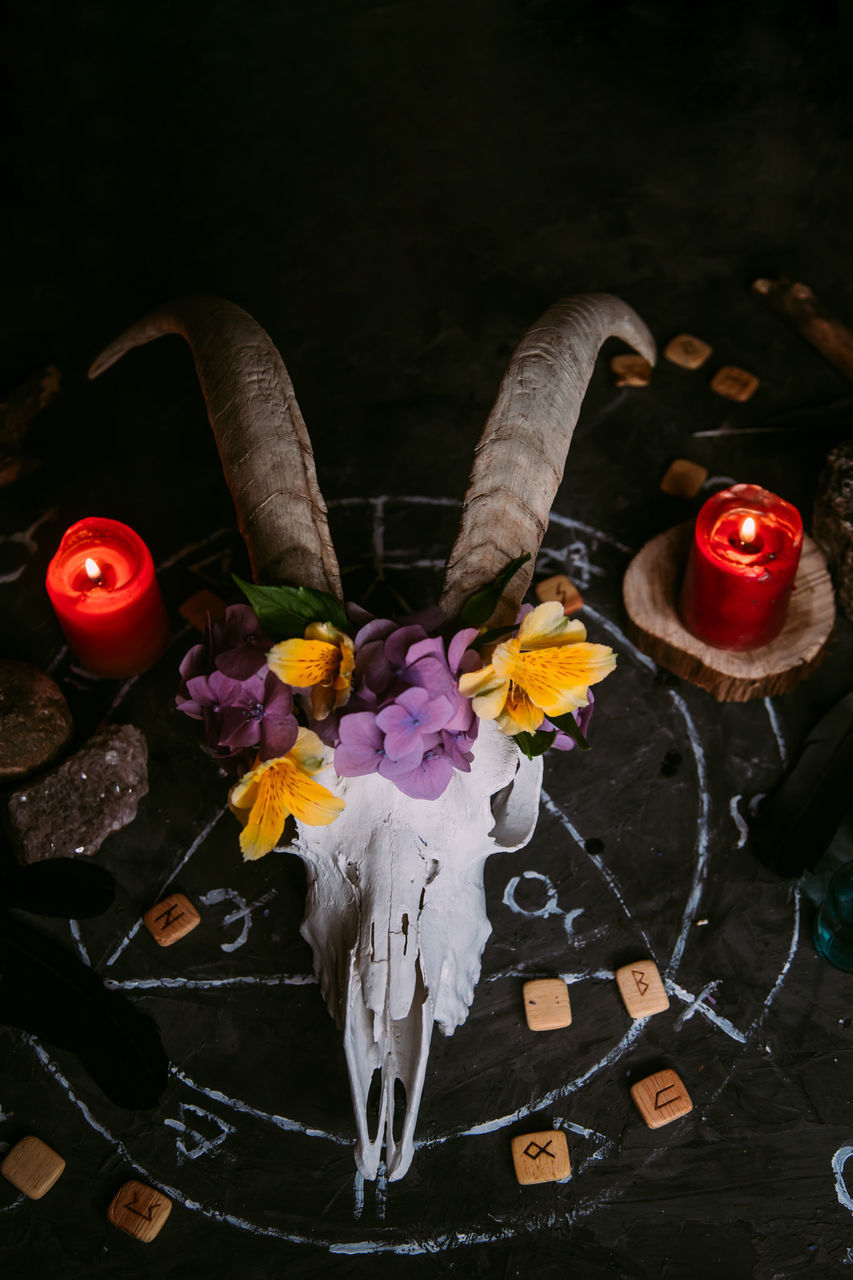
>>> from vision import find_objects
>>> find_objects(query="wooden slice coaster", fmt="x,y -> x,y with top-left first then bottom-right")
622,523 -> 835,702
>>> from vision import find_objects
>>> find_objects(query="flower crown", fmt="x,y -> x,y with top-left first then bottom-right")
177,557 -> 616,860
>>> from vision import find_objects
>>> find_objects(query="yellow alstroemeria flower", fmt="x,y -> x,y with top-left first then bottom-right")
458,600 -> 616,736
267,621 -> 355,720
229,728 -> 345,860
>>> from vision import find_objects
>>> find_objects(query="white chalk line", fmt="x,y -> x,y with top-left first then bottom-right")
51,513 -> 801,1248
24,1035 -> 624,1256
834,1145 -> 853,1213
105,974 -> 318,992
763,697 -> 789,770
540,790 -> 654,956
729,795 -> 750,849
704,888 -> 802,1114
664,690 -> 711,979
416,1020 -> 647,1147
169,1066 -> 350,1145
328,495 -> 636,557
68,919 -> 91,967
102,806 -> 228,969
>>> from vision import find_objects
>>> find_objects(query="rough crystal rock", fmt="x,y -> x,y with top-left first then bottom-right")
7,724 -> 148,864
0,659 -> 73,781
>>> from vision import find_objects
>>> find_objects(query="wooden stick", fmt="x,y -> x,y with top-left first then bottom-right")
752,277 -> 853,384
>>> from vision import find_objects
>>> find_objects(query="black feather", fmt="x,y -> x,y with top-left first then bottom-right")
0,857 -> 116,918
0,909 -> 168,1109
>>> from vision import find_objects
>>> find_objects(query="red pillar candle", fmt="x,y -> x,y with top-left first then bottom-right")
678,484 -> 803,651
46,517 -> 169,677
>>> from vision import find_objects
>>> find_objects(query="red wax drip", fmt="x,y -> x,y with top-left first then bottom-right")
45,517 -> 169,677
678,484 -> 803,651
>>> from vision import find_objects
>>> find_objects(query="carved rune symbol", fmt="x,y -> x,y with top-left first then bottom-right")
523,1139 -> 555,1161
155,903 -> 185,929
654,1082 -> 681,1110
124,1192 -> 159,1221
632,969 -> 649,996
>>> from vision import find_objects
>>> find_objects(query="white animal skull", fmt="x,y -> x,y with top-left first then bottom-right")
296,718 -> 542,1180
90,290 -> 655,1181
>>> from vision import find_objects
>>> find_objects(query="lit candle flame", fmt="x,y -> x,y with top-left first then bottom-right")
739,516 -> 757,545
85,557 -> 102,582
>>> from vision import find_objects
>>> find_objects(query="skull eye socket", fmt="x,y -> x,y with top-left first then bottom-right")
488,756 -> 542,850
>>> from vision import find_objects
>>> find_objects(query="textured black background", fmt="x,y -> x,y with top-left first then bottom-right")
2,2 -> 853,1277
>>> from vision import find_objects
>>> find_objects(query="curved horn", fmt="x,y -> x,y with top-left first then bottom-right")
88,297 -> 342,595
440,293 -> 655,623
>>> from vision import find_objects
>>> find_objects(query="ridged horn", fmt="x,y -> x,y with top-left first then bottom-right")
88,297 -> 342,595
440,293 -> 656,623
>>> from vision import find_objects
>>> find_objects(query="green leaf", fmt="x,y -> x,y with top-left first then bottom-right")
471,624 -> 516,651
515,729 -> 557,759
232,575 -> 349,639
548,710 -> 591,751
458,553 -> 531,629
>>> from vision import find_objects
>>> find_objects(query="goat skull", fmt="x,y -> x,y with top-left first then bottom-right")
89,291 -> 655,1180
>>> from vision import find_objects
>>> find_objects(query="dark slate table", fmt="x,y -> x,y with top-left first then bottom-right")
1,4 -> 852,1276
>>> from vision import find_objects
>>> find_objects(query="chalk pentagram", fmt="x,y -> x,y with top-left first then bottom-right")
14,497 -> 800,1255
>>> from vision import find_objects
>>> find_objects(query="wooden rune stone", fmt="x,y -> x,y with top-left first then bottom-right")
622,523 -> 836,702
0,1135 -> 65,1199
663,334 -> 712,369
511,1130 -> 571,1185
0,659 -> 73,781
523,978 -> 572,1030
631,1068 -> 693,1129
660,459 -> 708,499
108,1180 -> 172,1242
710,365 -> 759,402
615,959 -> 670,1019
534,574 -> 583,615
610,353 -> 653,386
143,892 -> 201,946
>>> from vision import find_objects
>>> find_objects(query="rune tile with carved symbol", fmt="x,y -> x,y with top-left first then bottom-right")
143,892 -> 201,947
108,1179 -> 173,1242
615,959 -> 670,1019
511,1130 -> 571,1185
631,1068 -> 693,1130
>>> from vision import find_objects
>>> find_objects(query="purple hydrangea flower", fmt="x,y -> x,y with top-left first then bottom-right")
375,686 -> 453,758
335,711 -> 423,781
331,619 -> 482,800
176,603 -> 296,770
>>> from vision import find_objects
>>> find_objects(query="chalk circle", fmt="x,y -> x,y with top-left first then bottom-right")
41,500 -> 799,1256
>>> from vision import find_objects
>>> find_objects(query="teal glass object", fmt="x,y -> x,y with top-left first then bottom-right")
814,861 -> 853,973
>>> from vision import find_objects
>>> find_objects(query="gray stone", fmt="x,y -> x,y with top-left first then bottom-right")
0,659 -> 74,781
7,723 -> 149,864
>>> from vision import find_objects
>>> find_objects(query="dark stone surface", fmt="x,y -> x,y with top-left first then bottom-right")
7,724 -> 148,864
1,2 -> 853,1277
0,658 -> 73,781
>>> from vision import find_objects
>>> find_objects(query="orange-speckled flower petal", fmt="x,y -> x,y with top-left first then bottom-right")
515,642 -> 616,715
267,638 -> 340,688
496,684 -> 544,735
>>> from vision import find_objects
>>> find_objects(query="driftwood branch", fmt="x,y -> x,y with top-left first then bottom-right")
752,277 -> 853,385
